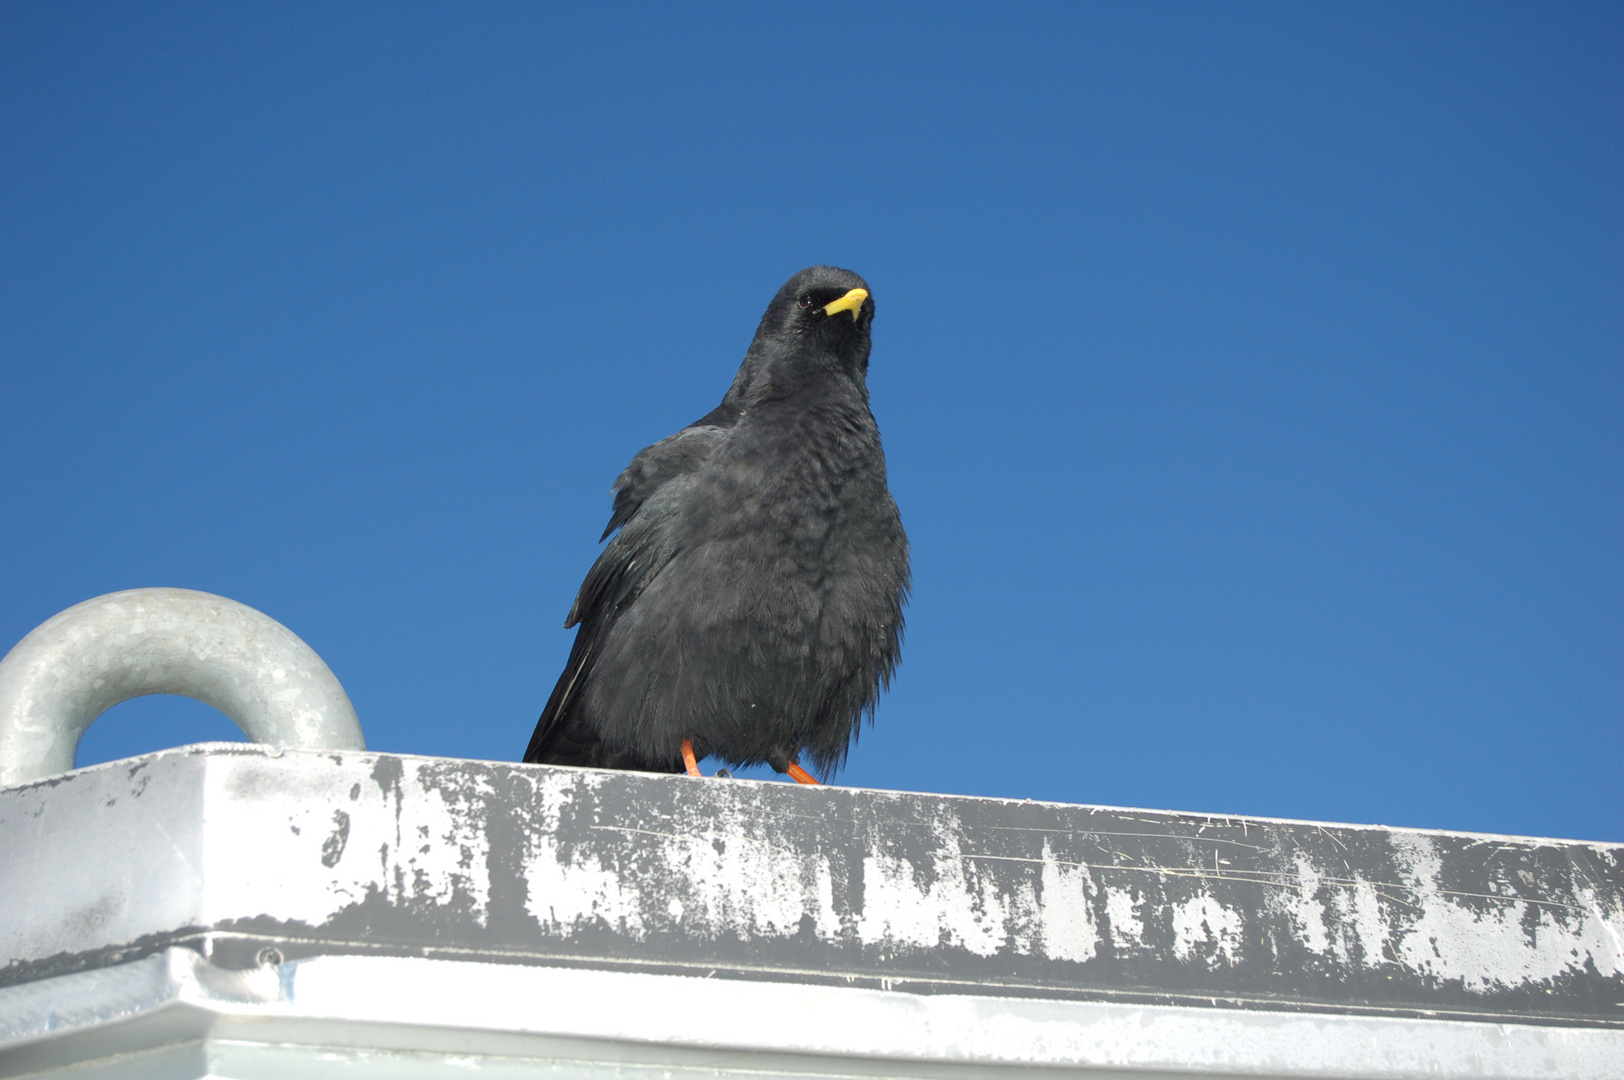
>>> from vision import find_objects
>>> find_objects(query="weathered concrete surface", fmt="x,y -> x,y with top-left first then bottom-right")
2,743 -> 1620,1029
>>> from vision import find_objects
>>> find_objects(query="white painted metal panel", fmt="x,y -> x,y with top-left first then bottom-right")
3,949 -> 1622,1079
2,745 -> 1620,1078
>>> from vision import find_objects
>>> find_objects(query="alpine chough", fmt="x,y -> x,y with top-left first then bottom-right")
524,266 -> 909,783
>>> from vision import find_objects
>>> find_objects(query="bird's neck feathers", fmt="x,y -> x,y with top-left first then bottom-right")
725,338 -> 871,411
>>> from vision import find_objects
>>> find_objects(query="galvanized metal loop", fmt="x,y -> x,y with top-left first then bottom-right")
0,588 -> 364,786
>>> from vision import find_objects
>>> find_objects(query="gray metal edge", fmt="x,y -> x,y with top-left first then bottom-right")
2,743 -> 1621,1030
2,948 -> 1623,1080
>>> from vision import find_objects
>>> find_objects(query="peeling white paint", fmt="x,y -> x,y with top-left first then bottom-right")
523,790 -> 1099,960
203,756 -> 493,929
520,772 -> 853,942
1341,877 -> 1389,969
1284,853 -> 1336,959
1386,834 -> 1624,991
525,830 -> 649,937
1000,877 -> 1043,957
858,846 -> 1010,957
1037,841 -> 1097,964
672,829 -> 824,938
1105,889 -> 1145,952
521,773 -> 648,937
1170,893 -> 1244,965
402,762 -> 494,924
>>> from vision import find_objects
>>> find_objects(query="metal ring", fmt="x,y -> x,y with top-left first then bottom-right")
0,588 -> 364,787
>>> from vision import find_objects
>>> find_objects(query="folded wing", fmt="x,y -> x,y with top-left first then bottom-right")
525,412 -> 737,765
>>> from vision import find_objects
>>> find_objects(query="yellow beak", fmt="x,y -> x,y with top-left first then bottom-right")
823,288 -> 869,321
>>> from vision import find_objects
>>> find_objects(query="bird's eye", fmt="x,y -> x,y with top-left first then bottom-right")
797,295 -> 814,309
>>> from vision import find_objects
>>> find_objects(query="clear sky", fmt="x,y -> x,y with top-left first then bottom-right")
2,3 -> 1618,842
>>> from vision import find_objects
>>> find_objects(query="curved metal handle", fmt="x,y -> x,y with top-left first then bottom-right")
0,588 -> 365,787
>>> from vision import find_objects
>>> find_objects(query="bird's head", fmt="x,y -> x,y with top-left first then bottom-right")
733,266 -> 875,401
772,265 -> 873,338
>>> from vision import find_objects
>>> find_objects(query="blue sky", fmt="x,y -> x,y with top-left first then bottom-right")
2,3 -> 1618,841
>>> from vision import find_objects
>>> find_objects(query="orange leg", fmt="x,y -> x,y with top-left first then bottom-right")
680,739 -> 702,777
784,761 -> 821,785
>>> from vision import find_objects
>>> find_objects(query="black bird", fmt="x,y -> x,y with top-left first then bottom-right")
525,266 -> 909,783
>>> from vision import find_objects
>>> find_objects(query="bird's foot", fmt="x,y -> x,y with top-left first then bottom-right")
784,760 -> 821,785
768,750 -> 822,785
680,739 -> 702,777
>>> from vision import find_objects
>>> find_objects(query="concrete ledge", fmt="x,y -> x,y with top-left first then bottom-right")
1,744 -> 1621,1076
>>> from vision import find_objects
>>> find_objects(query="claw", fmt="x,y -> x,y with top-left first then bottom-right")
785,760 -> 820,785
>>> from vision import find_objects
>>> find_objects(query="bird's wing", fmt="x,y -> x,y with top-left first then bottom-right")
567,506 -> 681,632
599,407 -> 738,541
525,510 -> 679,762
527,411 -> 736,764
